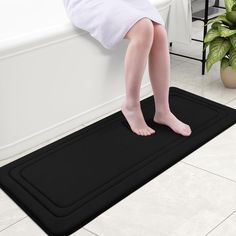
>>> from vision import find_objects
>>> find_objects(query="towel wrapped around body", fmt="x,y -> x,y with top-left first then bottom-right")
63,0 -> 165,50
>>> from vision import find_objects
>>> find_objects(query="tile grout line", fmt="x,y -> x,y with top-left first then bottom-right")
205,210 -> 236,236
83,227 -> 100,236
0,216 -> 28,233
225,97 -> 236,105
0,214 -> 100,236
180,161 -> 236,184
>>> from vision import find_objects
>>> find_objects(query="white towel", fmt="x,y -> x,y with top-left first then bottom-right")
63,0 -> 165,50
166,0 -> 192,44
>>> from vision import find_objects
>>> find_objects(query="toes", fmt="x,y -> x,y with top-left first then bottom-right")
140,129 -> 146,136
149,127 -> 156,134
136,129 -> 142,136
138,129 -> 144,136
141,129 -> 148,136
185,125 -> 192,135
143,129 -> 148,136
145,129 -> 150,136
132,127 -> 157,136
183,126 -> 192,136
187,128 -> 192,135
146,128 -> 154,136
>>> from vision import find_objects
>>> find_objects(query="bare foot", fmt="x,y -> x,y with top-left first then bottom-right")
121,101 -> 155,136
153,110 -> 192,136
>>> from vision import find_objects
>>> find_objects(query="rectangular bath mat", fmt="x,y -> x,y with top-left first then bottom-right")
0,86 -> 236,236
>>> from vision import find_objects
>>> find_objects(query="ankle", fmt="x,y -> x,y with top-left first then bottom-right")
155,107 -> 171,116
123,99 -> 140,110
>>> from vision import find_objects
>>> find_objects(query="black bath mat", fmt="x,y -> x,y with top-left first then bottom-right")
0,86 -> 236,236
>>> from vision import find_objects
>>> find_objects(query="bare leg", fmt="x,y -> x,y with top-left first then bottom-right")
121,18 -> 155,136
148,22 -> 192,136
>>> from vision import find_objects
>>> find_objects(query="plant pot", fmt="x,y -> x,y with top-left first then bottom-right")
220,66 -> 236,89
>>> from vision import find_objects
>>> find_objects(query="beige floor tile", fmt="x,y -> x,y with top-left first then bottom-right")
206,211 -> 236,236
0,190 -> 26,232
84,162 -> 236,236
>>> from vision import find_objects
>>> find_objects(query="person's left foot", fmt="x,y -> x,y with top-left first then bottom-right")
153,110 -> 192,136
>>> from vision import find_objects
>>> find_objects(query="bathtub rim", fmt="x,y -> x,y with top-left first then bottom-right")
0,2 -> 172,60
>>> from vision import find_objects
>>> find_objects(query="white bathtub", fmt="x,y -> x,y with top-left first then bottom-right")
0,0 -> 172,160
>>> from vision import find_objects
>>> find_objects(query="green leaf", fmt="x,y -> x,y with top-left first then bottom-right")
206,37 -> 231,72
232,3 -> 236,11
229,48 -> 236,71
224,0 -> 236,12
206,14 -> 225,25
221,57 -> 230,69
206,14 -> 234,27
218,25 -> 236,37
230,34 -> 236,49
211,22 -> 223,29
226,11 -> 236,24
206,59 -> 214,72
204,28 -> 221,42
203,42 -> 210,52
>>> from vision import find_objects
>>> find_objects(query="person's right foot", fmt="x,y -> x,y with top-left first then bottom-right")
121,101 -> 155,136
153,110 -> 192,136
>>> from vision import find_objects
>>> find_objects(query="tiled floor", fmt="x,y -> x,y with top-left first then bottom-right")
1,21 -> 236,236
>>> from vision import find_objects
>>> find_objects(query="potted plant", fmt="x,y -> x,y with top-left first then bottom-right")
203,0 -> 236,88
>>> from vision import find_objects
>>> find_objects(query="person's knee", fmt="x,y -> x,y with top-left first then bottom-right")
128,18 -> 154,48
153,24 -> 167,41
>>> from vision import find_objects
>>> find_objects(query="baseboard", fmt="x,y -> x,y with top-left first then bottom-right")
0,83 -> 153,161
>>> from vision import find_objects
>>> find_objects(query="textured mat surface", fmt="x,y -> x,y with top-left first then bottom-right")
0,86 -> 236,236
